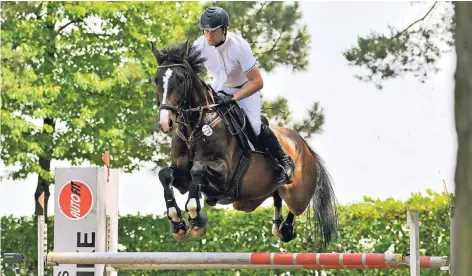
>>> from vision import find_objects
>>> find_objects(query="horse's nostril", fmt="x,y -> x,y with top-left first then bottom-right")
169,120 -> 173,129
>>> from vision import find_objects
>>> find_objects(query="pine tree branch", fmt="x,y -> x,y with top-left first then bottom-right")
263,7 -> 297,56
242,1 -> 269,43
254,1 -> 268,18
392,1 -> 438,39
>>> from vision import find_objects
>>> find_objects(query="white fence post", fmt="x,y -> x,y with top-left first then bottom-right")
407,209 -> 420,276
37,191 -> 46,276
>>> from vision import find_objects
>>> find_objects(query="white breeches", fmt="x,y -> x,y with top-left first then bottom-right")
221,86 -> 262,136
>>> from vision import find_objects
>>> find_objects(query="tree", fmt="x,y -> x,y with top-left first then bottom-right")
262,97 -> 324,138
340,1 -> 472,272
451,2 -> 472,274
1,1 -> 202,219
342,1 -> 455,89
1,1 -> 323,219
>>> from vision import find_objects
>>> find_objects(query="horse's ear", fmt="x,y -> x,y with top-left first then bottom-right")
178,39 -> 189,59
151,41 -> 163,64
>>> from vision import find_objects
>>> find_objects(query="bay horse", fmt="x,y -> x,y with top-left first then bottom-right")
151,40 -> 338,248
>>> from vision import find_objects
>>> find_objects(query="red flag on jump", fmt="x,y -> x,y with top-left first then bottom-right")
102,151 -> 110,167
102,151 -> 111,181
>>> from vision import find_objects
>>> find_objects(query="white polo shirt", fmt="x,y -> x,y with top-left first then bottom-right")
193,32 -> 257,93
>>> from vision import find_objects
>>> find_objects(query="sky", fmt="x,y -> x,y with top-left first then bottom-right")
0,2 -> 457,218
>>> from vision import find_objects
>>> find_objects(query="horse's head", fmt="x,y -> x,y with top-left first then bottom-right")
151,40 -> 207,133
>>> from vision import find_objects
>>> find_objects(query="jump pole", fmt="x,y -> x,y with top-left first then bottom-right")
41,159 -> 450,275
47,252 -> 449,269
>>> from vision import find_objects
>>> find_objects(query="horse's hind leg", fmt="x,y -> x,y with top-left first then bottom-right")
272,191 -> 296,242
159,167 -> 191,241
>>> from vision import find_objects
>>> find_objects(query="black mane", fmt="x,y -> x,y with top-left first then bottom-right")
159,42 -> 207,75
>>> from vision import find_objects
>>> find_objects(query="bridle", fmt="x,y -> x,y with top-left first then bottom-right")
157,62 -> 219,114
157,63 -> 190,114
156,61 -> 247,160
156,62 -> 238,158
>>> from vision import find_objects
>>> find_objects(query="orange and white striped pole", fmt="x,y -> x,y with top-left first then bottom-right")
47,252 -> 449,269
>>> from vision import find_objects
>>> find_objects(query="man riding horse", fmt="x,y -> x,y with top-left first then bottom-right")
193,6 -> 295,185
151,6 -> 338,246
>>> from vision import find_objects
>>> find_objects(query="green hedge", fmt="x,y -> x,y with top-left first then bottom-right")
1,190 -> 451,275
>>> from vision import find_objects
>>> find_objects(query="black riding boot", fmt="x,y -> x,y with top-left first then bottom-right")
258,124 -> 296,185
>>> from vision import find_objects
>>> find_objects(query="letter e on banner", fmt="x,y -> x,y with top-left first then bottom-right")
59,180 -> 93,220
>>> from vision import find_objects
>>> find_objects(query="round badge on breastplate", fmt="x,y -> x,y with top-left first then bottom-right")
202,125 -> 213,136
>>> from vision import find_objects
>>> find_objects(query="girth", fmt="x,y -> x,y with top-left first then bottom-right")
205,103 -> 254,206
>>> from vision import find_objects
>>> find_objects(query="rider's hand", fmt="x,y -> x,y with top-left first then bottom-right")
216,94 -> 236,105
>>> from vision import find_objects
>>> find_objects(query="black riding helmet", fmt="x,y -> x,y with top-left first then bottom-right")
199,6 -> 230,31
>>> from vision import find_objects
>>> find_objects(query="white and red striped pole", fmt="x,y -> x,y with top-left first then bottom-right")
47,252 -> 449,269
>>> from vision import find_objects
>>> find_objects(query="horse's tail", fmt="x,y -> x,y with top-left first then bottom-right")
301,137 -> 339,249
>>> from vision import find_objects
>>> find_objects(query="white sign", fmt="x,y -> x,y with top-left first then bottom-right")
54,168 -> 118,276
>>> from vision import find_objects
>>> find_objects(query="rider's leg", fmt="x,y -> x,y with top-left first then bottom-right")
258,124 -> 295,184
235,91 -> 262,135
237,91 -> 295,185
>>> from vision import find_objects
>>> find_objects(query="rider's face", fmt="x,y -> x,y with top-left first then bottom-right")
203,28 -> 224,46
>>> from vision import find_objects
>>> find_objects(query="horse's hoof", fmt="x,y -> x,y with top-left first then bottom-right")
174,228 -> 191,241
189,213 -> 208,238
191,224 -> 208,238
171,218 -> 190,241
279,221 -> 297,243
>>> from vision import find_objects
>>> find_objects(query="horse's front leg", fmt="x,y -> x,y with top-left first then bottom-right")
159,167 -> 191,241
185,161 -> 210,238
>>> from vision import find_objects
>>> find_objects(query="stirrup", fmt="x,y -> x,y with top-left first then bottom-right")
280,157 -> 295,185
275,164 -> 294,185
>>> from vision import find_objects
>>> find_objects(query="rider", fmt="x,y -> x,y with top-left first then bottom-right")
192,6 -> 295,185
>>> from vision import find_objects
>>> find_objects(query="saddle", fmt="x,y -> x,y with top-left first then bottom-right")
204,91 -> 277,206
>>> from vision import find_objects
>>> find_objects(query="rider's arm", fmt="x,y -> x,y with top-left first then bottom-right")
232,40 -> 263,102
233,66 -> 263,101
